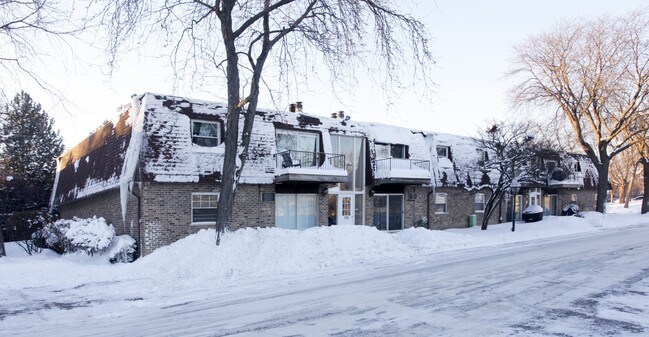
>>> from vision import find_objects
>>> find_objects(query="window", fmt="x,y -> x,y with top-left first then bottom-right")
475,193 -> 485,212
545,160 -> 557,172
435,193 -> 448,214
276,130 -> 319,153
529,188 -> 541,206
261,192 -> 275,202
373,194 -> 404,231
476,149 -> 488,163
544,194 -> 558,215
275,194 -> 318,230
191,120 -> 220,147
375,143 -> 406,159
574,162 -> 582,172
191,193 -> 219,224
437,146 -> 450,158
331,134 -> 365,192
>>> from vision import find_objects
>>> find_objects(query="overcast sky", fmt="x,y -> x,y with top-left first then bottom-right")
11,0 -> 649,149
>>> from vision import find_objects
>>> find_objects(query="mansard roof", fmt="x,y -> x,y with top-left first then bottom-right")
51,92 -> 598,208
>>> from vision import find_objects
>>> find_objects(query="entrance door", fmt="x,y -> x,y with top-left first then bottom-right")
337,193 -> 355,225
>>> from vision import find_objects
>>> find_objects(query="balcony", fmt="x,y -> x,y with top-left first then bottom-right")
548,170 -> 583,188
274,150 -> 348,183
373,158 -> 431,185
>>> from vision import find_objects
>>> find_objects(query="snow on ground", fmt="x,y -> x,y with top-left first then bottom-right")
1,201 -> 647,292
0,201 -> 648,336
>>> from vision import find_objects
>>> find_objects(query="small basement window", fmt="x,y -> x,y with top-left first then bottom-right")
192,120 -> 221,147
191,193 -> 219,224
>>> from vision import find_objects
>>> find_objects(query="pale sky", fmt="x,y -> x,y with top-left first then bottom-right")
10,0 -> 649,149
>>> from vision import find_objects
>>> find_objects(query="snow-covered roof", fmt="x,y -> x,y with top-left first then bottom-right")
51,92 -> 598,211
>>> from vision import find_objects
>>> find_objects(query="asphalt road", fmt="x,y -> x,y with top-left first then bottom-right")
2,225 -> 648,336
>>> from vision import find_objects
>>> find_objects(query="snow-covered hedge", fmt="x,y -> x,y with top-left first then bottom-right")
64,217 -> 116,255
106,235 -> 137,263
33,216 -> 136,261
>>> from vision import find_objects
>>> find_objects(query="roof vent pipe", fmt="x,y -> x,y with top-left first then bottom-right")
289,103 -> 296,112
338,111 -> 345,119
331,112 -> 338,119
296,101 -> 303,112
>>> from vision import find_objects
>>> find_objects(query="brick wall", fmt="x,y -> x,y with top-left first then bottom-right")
140,182 -> 276,255
56,188 -> 139,238
556,188 -> 598,213
428,187 -> 499,230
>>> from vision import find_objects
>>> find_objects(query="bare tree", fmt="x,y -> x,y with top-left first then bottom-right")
509,10 -> 649,213
610,146 -> 641,205
0,0 -> 83,99
627,113 -> 649,213
93,0 -> 433,243
473,120 -> 541,230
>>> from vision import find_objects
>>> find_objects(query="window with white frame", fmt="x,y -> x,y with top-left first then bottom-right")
435,193 -> 448,213
436,146 -> 450,158
475,193 -> 485,212
476,149 -> 488,163
191,193 -> 219,224
191,120 -> 221,147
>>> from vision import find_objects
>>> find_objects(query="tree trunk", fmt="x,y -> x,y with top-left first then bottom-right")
618,184 -> 626,204
642,159 -> 649,214
595,159 -> 610,213
0,224 -> 6,257
214,5 -> 242,245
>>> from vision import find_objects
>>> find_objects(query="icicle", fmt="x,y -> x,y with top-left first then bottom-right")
119,95 -> 145,224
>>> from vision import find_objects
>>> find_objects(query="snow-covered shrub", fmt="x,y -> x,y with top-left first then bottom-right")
415,216 -> 428,228
64,217 -> 115,256
106,235 -> 137,263
562,203 -> 580,216
34,216 -> 116,255
33,218 -> 72,254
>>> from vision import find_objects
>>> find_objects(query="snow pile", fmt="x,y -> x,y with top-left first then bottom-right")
2,202 -> 647,291
395,227 -> 480,251
136,226 -> 413,286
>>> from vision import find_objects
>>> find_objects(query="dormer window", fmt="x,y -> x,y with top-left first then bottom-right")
376,143 -> 406,159
476,149 -> 488,162
545,160 -> 557,172
191,120 -> 221,147
437,146 -> 450,158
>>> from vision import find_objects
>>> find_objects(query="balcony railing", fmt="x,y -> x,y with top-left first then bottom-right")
274,150 -> 347,183
373,158 -> 430,171
373,158 -> 431,184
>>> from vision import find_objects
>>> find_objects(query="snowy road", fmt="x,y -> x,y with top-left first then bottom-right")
3,225 -> 649,336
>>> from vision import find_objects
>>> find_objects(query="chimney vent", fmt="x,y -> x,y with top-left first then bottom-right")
296,101 -> 303,112
331,112 -> 338,119
289,103 -> 296,112
338,111 -> 345,119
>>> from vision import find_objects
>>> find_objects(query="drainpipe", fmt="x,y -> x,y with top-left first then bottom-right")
427,172 -> 437,230
257,184 -> 261,226
130,187 -> 142,258
129,165 -> 143,258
